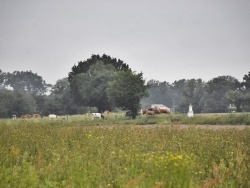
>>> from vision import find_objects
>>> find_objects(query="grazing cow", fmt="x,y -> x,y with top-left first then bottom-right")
91,113 -> 104,119
140,109 -> 147,115
148,108 -> 161,114
146,110 -> 155,115
32,114 -> 41,118
104,110 -> 110,114
48,114 -> 58,119
157,108 -> 171,114
21,114 -> 31,119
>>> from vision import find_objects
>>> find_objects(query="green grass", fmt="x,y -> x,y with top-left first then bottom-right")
2,112 -> 250,126
0,113 -> 250,187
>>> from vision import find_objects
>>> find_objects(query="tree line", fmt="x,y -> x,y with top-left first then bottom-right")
0,54 -> 249,119
142,74 -> 250,114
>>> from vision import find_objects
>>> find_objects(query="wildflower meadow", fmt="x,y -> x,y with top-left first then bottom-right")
0,113 -> 250,187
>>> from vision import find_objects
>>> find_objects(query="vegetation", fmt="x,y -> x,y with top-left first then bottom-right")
68,54 -> 130,113
107,71 -> 148,119
0,57 -> 250,118
0,114 -> 249,187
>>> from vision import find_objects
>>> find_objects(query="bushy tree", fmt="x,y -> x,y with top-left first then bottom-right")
68,55 -> 130,112
106,71 -> 148,119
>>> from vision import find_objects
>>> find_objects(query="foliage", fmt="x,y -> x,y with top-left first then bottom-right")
68,54 -> 130,111
179,79 -> 205,113
4,71 -> 50,95
46,78 -> 83,115
226,90 -> 244,112
107,71 -> 148,119
0,69 -> 7,89
51,77 -> 70,95
0,118 -> 250,187
142,80 -> 173,109
171,79 -> 186,110
0,89 -> 36,118
74,61 -> 116,112
202,76 -> 240,113
32,95 -> 48,115
242,71 -> 250,91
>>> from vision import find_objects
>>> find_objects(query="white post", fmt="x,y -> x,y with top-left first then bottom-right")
187,103 -> 194,117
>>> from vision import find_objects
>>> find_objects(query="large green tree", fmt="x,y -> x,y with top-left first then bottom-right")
106,71 -> 148,119
68,54 -> 130,112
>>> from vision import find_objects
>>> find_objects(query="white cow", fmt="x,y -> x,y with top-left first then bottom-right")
91,113 -> 104,119
48,114 -> 58,119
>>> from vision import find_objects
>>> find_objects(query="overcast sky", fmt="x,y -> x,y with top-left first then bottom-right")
0,0 -> 249,85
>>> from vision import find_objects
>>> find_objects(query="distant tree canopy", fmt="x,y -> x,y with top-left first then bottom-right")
68,54 -> 131,112
0,89 -> 36,118
0,64 -> 249,118
141,80 -> 173,109
142,75 -> 250,113
1,70 -> 50,95
203,76 -> 240,113
0,69 -> 6,89
242,71 -> 250,91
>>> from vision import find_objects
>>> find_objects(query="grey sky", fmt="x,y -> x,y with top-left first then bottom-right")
0,0 -> 249,85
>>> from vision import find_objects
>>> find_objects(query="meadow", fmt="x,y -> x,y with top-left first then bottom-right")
0,113 -> 250,187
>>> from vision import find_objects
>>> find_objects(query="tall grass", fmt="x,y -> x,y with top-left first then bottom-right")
0,119 -> 250,187
181,113 -> 250,125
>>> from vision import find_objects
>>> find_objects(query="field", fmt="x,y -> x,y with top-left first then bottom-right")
0,113 -> 250,187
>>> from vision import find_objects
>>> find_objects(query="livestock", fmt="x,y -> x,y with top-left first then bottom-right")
146,110 -> 155,115
32,114 -> 41,118
48,114 -> 58,119
141,108 -> 159,115
91,113 -> 104,119
158,108 -> 171,114
148,108 -> 161,114
104,110 -> 110,114
140,109 -> 147,115
21,114 -> 31,119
